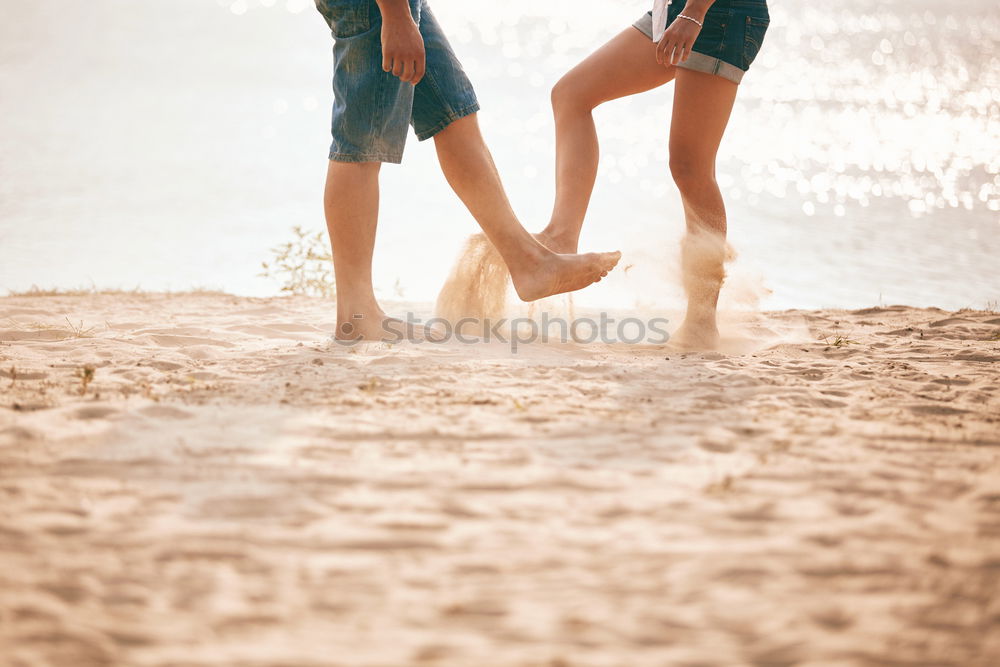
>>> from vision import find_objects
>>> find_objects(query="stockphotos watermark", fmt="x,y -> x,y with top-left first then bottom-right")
334,312 -> 671,352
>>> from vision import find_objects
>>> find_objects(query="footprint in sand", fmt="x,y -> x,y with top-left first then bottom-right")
139,405 -> 194,420
0,425 -> 39,444
928,317 -> 977,327
74,406 -> 119,420
953,351 -> 1000,362
148,360 -> 185,371
908,404 -> 970,416
929,377 -> 973,386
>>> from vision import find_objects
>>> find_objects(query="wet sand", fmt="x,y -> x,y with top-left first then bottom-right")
1,293 -> 999,665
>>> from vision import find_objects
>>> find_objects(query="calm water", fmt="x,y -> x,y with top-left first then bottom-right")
1,0 -> 998,310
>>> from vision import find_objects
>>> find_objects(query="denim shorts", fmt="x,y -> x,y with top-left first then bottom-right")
314,0 -> 480,163
634,0 -> 770,85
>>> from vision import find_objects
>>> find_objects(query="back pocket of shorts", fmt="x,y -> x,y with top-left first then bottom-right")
315,0 -> 372,39
742,16 -> 769,69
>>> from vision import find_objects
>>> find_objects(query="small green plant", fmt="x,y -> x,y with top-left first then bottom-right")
705,474 -> 735,495
260,226 -> 335,298
823,334 -> 858,348
3,317 -> 95,338
359,378 -> 378,392
64,317 -> 97,338
77,366 -> 95,395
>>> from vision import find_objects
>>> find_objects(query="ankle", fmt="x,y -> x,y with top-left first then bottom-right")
539,226 -> 579,253
511,234 -> 551,266
336,299 -> 381,322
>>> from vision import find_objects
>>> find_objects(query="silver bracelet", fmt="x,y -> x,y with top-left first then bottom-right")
677,14 -> 703,28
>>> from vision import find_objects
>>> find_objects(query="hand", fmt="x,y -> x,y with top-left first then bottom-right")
381,12 -> 425,84
656,17 -> 702,67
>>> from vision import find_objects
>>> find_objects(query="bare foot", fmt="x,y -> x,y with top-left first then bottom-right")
335,310 -> 444,344
669,317 -> 721,351
510,251 -> 621,302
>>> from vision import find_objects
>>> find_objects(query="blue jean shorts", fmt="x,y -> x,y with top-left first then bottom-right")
634,0 -> 770,84
314,0 -> 480,163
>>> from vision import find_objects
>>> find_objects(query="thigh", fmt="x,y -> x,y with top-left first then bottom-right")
556,27 -> 676,108
668,68 -> 738,167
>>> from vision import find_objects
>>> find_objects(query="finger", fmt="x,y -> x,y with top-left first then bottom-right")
401,59 -> 415,83
656,35 -> 670,65
663,40 -> 677,67
382,51 -> 391,73
413,57 -> 426,85
392,57 -> 405,78
680,43 -> 690,63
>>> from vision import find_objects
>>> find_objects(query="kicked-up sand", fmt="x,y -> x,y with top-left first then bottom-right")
1,292 -> 999,665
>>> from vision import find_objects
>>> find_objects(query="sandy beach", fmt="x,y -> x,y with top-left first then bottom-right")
1,292 -> 998,665
3,1 -> 998,664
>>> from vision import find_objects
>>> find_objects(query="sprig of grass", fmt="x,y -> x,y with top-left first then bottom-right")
77,366 -> 95,395
822,334 -> 858,348
260,226 -> 336,298
64,317 -> 97,338
3,317 -> 96,338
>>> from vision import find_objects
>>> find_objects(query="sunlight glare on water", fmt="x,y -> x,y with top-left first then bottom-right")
0,0 -> 997,309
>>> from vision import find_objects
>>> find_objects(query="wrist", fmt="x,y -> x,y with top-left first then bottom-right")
681,1 -> 712,22
375,0 -> 413,19
376,0 -> 414,22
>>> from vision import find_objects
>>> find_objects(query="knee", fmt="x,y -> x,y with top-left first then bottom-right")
327,160 -> 381,184
550,75 -> 593,117
324,160 -> 380,203
669,155 -> 714,194
328,159 -> 381,173
434,112 -> 478,143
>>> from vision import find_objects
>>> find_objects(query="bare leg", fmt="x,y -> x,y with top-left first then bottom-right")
668,69 -> 738,349
323,161 -> 436,341
433,113 -> 620,302
543,27 -> 739,349
324,161 -> 382,339
541,28 -> 675,253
